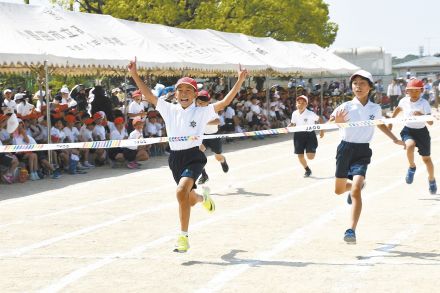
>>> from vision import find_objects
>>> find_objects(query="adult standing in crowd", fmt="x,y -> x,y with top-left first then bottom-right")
387,78 -> 402,111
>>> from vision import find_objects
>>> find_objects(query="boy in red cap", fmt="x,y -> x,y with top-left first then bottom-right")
330,70 -> 404,244
128,58 -> 247,252
389,78 -> 436,194
288,95 -> 324,177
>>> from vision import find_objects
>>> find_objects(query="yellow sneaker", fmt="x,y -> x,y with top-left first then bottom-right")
173,235 -> 189,253
202,186 -> 215,213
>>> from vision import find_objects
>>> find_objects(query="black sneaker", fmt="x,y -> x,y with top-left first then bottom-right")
221,160 -> 229,173
344,229 -> 356,244
197,173 -> 209,185
304,168 -> 312,177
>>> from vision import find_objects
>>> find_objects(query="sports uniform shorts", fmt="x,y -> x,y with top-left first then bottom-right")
335,141 -> 372,179
202,137 -> 222,154
168,146 -> 207,190
400,126 -> 431,156
293,132 -> 318,154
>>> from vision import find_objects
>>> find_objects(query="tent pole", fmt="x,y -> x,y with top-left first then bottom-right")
44,61 -> 52,165
265,73 -> 270,126
124,73 -> 128,122
320,72 -> 324,116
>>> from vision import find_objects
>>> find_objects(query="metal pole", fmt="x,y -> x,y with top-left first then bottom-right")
124,74 -> 129,122
44,61 -> 52,164
265,73 -> 270,125
320,72 -> 324,116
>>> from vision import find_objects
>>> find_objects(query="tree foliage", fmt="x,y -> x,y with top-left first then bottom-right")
54,0 -> 337,47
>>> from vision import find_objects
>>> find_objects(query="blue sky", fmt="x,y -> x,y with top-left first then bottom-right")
3,0 -> 440,58
324,0 -> 440,57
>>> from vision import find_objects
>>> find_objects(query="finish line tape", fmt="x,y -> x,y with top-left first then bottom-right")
0,115 -> 434,153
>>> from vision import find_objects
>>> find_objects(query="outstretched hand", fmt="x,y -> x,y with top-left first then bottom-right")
238,64 -> 248,81
394,139 -> 406,149
128,57 -> 138,74
334,109 -> 348,123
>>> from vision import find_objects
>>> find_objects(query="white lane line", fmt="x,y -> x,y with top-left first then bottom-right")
0,149 -> 336,257
0,139 -> 313,230
0,137 -> 296,207
194,157 -> 440,293
36,142 -> 404,293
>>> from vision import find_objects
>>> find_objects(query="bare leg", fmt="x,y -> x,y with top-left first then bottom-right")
176,177 -> 195,232
349,175 -> 365,230
334,178 -> 351,195
422,156 -> 435,181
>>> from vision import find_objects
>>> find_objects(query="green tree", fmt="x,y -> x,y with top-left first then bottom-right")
54,0 -> 337,47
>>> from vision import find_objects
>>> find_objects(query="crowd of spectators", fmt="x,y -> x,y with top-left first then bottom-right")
0,73 -> 437,184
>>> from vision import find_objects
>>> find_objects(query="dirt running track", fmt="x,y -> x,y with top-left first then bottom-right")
1,120 -> 439,293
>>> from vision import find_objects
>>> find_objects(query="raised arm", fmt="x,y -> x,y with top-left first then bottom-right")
214,65 -> 248,113
127,57 -> 158,107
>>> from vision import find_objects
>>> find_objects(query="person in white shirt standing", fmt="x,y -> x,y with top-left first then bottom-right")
288,95 -> 324,177
389,79 -> 436,194
2,89 -> 16,112
128,58 -> 247,253
330,70 -> 404,244
196,90 -> 229,185
387,78 -> 402,111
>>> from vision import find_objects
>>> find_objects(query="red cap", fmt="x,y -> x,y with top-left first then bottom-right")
0,114 -> 7,122
406,79 -> 424,89
132,117 -> 143,126
176,77 -> 198,93
114,117 -> 125,124
132,90 -> 142,98
84,118 -> 95,125
197,90 -> 211,100
64,114 -> 76,123
93,112 -> 103,120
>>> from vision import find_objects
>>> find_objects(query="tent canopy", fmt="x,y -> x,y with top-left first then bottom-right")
0,2 -> 359,76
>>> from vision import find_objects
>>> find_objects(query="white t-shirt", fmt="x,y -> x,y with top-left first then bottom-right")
250,104 -> 262,114
128,101 -> 144,115
397,96 -> 432,129
128,129 -> 143,150
13,133 -> 36,145
331,97 -> 382,143
224,107 -> 235,119
3,99 -> 17,112
51,127 -> 66,143
63,126 -> 80,143
156,99 -> 217,150
93,125 -> 106,141
290,109 -> 319,127
16,102 -> 34,116
110,128 -> 128,140
79,125 -> 93,142
205,113 -> 220,134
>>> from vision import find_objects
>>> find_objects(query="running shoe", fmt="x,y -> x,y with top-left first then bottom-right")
304,169 -> 312,178
429,179 -> 437,195
405,167 -> 416,184
344,229 -> 356,244
197,173 -> 209,185
173,235 -> 189,253
221,160 -> 229,173
202,186 -> 215,213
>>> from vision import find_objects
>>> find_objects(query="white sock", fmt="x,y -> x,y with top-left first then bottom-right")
181,231 -> 188,237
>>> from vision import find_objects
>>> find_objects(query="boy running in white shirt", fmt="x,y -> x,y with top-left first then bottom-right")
128,58 -> 247,253
330,70 -> 404,244
288,95 -> 324,177
389,79 -> 436,194
196,90 -> 229,185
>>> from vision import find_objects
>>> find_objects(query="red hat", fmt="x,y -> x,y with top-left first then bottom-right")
132,117 -> 143,126
132,90 -> 142,98
0,114 -> 7,123
197,90 -> 211,100
84,118 -> 95,125
296,95 -> 308,104
64,114 -> 76,123
176,77 -> 198,93
114,117 -> 125,124
93,112 -> 103,120
406,79 -> 424,89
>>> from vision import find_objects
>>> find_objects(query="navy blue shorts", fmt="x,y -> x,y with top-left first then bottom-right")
400,126 -> 431,156
293,132 -> 318,154
168,147 -> 207,190
335,141 -> 372,179
202,137 -> 222,154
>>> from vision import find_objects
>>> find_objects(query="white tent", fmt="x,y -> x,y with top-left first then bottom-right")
0,2 -> 358,76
